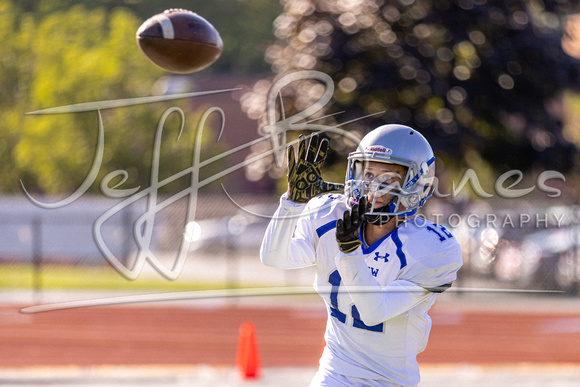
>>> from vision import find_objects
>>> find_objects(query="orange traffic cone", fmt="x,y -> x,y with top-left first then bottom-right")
235,321 -> 261,379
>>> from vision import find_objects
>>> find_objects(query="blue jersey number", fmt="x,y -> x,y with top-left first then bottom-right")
327,270 -> 384,332
426,224 -> 453,241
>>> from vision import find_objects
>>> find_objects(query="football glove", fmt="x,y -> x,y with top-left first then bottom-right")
336,196 -> 368,254
287,134 -> 344,204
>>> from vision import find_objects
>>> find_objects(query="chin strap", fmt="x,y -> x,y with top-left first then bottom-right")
363,199 -> 396,226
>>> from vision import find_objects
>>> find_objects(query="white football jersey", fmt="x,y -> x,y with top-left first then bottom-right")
260,193 -> 463,386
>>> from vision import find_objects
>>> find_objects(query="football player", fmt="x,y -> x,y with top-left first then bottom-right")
260,124 -> 463,386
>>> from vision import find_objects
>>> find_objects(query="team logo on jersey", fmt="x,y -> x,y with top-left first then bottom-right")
373,252 -> 389,262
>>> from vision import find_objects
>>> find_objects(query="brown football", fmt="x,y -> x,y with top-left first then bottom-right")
136,9 -> 223,74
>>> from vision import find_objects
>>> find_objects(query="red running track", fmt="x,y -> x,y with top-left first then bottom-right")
1,303 -> 579,367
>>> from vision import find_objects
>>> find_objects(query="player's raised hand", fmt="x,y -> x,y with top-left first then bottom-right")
336,196 -> 368,253
287,134 -> 344,204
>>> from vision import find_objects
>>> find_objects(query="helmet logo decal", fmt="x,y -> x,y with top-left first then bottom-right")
366,145 -> 393,155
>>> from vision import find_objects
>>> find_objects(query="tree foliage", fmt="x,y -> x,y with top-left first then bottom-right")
0,0 -> 283,194
17,0 -> 282,74
0,1 -> 226,195
244,0 -> 580,177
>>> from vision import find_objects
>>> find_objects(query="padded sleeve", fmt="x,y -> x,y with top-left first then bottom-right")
336,251 -> 433,326
335,238 -> 462,326
397,241 -> 463,291
260,194 -> 317,269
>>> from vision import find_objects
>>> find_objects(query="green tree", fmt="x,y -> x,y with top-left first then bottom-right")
1,1 -> 223,195
242,0 -> 580,181
15,0 -> 283,74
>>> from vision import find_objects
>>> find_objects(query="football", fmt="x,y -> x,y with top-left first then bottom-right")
136,9 -> 223,74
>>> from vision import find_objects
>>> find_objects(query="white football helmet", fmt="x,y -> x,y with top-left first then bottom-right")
345,124 -> 435,225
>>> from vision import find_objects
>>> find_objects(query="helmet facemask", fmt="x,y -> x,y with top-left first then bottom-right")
346,157 -> 434,225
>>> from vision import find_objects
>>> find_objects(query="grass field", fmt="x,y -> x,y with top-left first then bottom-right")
0,264 -> 226,292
